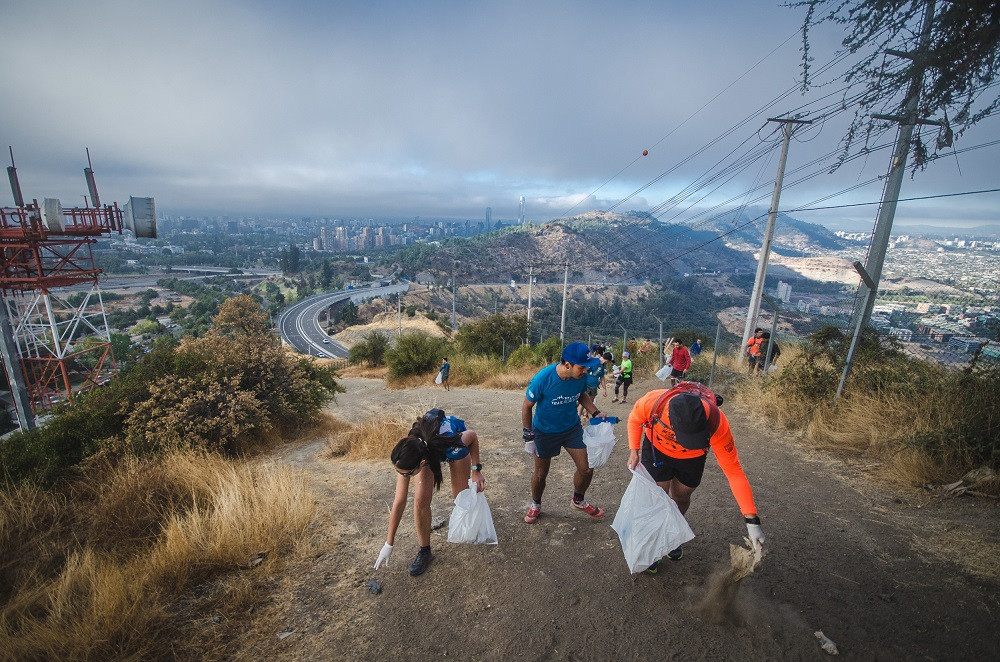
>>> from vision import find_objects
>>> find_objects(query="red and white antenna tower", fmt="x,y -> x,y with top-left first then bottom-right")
0,148 -> 156,430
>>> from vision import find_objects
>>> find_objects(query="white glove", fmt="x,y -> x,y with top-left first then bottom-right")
373,542 -> 393,569
524,441 -> 537,456
746,521 -> 765,548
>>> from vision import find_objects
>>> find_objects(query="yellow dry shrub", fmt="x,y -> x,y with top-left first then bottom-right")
0,452 -> 314,661
125,375 -> 269,454
327,412 -> 419,460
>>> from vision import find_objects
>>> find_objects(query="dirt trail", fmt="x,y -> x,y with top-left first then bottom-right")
243,375 -> 1000,661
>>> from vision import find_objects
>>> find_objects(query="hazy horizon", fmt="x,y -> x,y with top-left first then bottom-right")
3,1 -> 998,229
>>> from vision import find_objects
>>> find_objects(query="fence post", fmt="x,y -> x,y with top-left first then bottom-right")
708,322 -> 721,389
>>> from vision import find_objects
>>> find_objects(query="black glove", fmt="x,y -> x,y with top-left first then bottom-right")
522,427 -> 535,442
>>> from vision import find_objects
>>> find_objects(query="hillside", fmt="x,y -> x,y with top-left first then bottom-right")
688,208 -> 854,255
332,311 -> 448,347
385,212 -> 755,286
238,374 -> 999,660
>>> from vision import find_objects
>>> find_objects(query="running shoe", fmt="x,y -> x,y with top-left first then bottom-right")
666,546 -> 683,561
570,498 -> 605,519
524,503 -> 541,524
408,548 -> 434,576
612,397 -> 619,402
620,399 -> 627,404
644,559 -> 661,575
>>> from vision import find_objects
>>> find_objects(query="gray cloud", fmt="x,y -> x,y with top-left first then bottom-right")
1,0 -> 997,225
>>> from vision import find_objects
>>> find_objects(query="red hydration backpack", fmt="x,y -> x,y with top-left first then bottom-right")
642,381 -> 723,449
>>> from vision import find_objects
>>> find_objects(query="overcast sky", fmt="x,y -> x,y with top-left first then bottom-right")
2,0 -> 997,228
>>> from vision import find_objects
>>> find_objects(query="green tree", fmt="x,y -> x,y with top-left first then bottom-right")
794,1 -> 1000,166
385,331 -> 448,377
320,260 -> 334,289
129,319 -> 164,336
349,330 -> 391,366
211,294 -> 270,339
456,314 -> 529,357
338,300 -> 359,326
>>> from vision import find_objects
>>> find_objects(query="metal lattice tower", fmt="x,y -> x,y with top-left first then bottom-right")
0,151 -> 156,429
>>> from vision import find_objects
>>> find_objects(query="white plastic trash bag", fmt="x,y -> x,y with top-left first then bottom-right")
611,464 -> 695,573
583,421 -> 616,468
447,480 -> 498,545
434,371 -> 443,384
655,364 -> 671,381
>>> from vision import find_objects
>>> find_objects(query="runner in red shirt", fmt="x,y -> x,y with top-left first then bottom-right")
668,339 -> 691,386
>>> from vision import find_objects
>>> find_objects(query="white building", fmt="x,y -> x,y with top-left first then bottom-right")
888,327 -> 913,342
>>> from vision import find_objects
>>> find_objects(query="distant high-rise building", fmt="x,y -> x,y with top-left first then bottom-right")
486,207 -> 492,229
776,281 -> 792,304
518,196 -> 525,224
312,237 -> 322,251
320,227 -> 328,251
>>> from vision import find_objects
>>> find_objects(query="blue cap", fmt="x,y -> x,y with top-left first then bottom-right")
562,341 -> 600,368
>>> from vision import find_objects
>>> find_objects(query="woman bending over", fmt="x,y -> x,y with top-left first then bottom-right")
374,409 -> 484,576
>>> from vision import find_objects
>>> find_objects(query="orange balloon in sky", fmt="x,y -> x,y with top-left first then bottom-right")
642,150 -> 649,156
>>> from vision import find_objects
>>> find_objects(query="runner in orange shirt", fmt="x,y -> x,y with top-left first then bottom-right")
745,328 -> 764,374
626,382 -> 765,572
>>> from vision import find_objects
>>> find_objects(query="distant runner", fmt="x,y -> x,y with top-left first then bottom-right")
612,351 -> 633,404
626,382 -> 764,573
667,339 -> 691,387
438,357 -> 451,391
745,328 -> 764,374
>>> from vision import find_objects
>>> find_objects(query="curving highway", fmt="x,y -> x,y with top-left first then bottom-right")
276,282 -> 409,358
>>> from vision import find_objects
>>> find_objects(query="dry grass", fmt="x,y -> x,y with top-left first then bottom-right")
0,452 -> 315,661
326,411 -> 419,460
731,343 -> 990,489
338,363 -> 389,379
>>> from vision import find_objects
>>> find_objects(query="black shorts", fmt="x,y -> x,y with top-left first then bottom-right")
747,355 -> 758,368
669,368 -> 686,379
640,435 -> 707,487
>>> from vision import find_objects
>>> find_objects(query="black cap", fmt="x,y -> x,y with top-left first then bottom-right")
668,393 -> 712,450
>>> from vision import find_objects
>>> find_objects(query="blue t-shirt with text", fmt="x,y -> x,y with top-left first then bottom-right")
525,363 -> 587,434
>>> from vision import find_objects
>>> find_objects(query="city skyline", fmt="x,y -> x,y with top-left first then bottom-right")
2,1 -> 998,229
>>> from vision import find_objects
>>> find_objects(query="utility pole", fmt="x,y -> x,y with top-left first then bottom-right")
740,117 -> 812,361
451,264 -> 457,332
397,294 -> 402,337
526,266 -> 534,323
852,0 -> 939,327
838,262 -> 878,398
559,263 -> 569,343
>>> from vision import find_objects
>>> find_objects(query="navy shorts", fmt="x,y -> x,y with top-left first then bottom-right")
445,443 -> 470,462
534,424 -> 585,460
640,435 -> 707,487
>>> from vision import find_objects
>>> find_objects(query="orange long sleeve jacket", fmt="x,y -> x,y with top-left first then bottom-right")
627,389 -> 758,515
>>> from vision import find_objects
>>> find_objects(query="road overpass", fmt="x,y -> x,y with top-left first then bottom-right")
276,282 -> 409,358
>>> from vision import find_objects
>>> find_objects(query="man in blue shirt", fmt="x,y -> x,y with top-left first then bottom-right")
521,342 -> 607,524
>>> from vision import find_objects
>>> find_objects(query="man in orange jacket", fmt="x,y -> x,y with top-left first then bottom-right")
626,382 -> 764,572
745,328 -> 764,374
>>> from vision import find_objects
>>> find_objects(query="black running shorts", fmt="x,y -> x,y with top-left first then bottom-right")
640,435 -> 708,487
